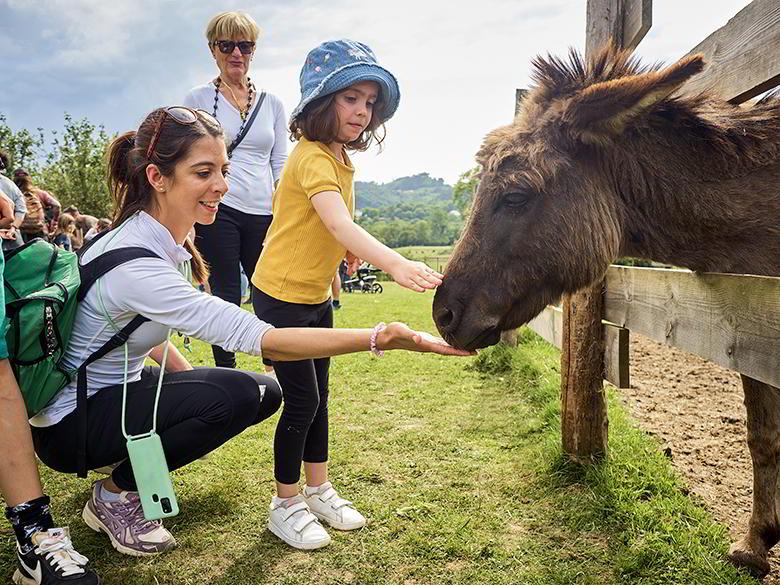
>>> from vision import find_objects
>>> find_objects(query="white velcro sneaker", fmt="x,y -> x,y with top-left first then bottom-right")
303,482 -> 366,531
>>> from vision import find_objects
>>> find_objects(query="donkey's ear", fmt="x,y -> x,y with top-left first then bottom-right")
561,54 -> 705,141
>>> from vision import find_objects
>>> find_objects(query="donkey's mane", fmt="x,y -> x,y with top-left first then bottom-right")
526,44 -> 780,174
530,44 -> 656,100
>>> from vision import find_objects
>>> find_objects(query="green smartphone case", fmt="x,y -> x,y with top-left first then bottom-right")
125,432 -> 179,520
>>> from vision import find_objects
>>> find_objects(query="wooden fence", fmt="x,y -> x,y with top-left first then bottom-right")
521,0 -> 780,462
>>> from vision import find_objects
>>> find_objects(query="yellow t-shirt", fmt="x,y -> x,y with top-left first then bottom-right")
252,137 -> 354,304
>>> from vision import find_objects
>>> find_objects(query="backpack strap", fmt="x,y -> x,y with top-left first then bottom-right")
78,247 -> 160,301
76,315 -> 148,478
74,245 -> 162,478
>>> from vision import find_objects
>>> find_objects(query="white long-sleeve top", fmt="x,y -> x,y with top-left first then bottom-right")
31,212 -> 274,427
183,83 -> 287,215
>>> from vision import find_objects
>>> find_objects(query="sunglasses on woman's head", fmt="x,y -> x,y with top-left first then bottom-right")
146,106 -> 221,159
213,40 -> 255,55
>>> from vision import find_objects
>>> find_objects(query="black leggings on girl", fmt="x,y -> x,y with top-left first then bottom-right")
252,287 -> 333,485
32,367 -> 282,491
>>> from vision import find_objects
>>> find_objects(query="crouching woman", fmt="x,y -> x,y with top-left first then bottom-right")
27,107 -> 469,557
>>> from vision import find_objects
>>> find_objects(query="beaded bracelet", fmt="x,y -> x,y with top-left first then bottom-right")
370,322 -> 387,357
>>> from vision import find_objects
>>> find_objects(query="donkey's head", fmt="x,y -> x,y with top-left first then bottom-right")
433,45 -> 704,349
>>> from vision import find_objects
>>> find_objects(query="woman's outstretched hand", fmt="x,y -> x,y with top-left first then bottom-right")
389,259 -> 443,293
377,322 -> 475,356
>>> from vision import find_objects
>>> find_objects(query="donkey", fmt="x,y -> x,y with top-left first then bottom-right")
433,44 -> 780,577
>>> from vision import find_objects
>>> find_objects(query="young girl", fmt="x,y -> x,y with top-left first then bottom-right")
52,213 -> 76,251
252,39 -> 444,550
29,106 -> 468,557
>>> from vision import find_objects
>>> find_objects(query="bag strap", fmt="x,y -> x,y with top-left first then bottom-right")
227,91 -> 266,157
78,247 -> 160,301
76,315 -> 149,478
74,245 -> 161,478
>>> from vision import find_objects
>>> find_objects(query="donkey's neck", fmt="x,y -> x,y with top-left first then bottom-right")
616,155 -> 780,277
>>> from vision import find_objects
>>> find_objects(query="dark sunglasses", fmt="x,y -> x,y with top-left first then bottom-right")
146,107 -> 220,159
213,40 -> 255,55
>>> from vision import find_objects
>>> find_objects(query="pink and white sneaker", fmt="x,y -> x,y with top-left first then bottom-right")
81,480 -> 176,556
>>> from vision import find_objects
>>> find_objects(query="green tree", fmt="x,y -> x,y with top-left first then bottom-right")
0,114 -> 45,172
452,166 -> 480,215
40,115 -> 113,217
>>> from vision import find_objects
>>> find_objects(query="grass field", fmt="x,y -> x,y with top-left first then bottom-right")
0,284 -> 758,584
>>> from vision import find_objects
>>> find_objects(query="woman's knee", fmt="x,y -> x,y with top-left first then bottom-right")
260,378 -> 283,417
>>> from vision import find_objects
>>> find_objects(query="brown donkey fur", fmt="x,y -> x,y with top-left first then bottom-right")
433,44 -> 780,577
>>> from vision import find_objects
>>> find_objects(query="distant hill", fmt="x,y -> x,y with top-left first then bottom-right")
355,172 -> 453,209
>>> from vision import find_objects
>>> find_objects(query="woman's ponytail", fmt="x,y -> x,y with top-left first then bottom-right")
107,130 -> 148,227
184,235 -> 209,285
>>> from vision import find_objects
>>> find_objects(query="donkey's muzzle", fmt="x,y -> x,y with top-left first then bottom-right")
433,282 -> 502,350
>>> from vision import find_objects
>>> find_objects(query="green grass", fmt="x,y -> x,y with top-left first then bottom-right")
0,284 -> 758,584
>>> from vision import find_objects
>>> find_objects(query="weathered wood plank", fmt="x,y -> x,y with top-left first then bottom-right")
586,0 -> 623,57
586,0 -> 652,56
604,325 -> 630,389
561,287 -> 609,461
528,305 -> 564,348
623,0 -> 652,50
528,306 -> 631,389
679,0 -> 780,103
604,266 -> 780,388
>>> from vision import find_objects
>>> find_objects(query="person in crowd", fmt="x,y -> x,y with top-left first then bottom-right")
14,173 -> 48,243
61,206 -> 97,251
183,10 -> 288,369
252,40 -> 445,550
13,168 -> 61,235
0,188 -> 101,584
28,106 -> 470,557
0,150 -> 26,251
83,218 -> 111,244
51,213 -> 76,251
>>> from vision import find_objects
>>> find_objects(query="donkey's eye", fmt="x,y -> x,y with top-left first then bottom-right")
502,192 -> 531,211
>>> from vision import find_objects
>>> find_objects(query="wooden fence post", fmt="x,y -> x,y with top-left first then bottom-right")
560,0 -> 652,462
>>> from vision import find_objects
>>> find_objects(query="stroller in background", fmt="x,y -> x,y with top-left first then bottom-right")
342,264 -> 383,294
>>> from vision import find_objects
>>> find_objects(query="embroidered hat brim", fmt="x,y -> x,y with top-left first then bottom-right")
290,61 -> 400,125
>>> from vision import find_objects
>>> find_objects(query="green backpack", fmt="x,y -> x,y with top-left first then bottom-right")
3,239 -> 80,415
3,236 -> 159,416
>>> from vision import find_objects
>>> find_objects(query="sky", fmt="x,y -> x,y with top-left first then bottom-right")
0,0 -> 752,185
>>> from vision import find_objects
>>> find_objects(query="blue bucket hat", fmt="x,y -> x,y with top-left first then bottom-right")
290,39 -> 400,124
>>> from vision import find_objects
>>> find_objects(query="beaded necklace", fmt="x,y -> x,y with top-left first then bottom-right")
212,76 -> 255,127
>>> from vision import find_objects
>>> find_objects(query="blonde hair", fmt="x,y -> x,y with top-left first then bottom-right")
205,11 -> 261,44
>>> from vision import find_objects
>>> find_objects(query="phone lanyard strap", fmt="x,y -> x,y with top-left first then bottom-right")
121,328 -> 171,440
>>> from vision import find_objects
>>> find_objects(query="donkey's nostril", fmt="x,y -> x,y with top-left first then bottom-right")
437,306 -> 455,329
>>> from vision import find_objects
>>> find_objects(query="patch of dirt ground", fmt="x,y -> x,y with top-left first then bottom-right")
622,333 -> 780,582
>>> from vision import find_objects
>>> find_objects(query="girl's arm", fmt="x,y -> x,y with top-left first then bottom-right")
149,341 -> 193,372
261,322 -> 473,362
311,191 -> 442,292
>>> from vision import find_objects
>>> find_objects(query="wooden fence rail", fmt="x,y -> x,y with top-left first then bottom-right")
528,266 -> 780,392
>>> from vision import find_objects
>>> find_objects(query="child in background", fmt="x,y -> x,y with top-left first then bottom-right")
52,213 -> 76,251
252,39 -> 442,550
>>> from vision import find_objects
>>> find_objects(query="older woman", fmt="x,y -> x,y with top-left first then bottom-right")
183,10 -> 287,368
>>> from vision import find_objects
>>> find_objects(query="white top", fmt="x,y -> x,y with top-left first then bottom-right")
31,212 -> 274,427
183,83 -> 288,215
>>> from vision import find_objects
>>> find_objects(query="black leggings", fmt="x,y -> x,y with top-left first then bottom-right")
32,367 -> 282,491
252,287 -> 333,485
195,204 -> 273,368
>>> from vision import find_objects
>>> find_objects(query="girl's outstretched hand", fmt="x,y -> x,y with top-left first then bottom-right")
377,322 -> 475,356
390,260 -> 443,292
